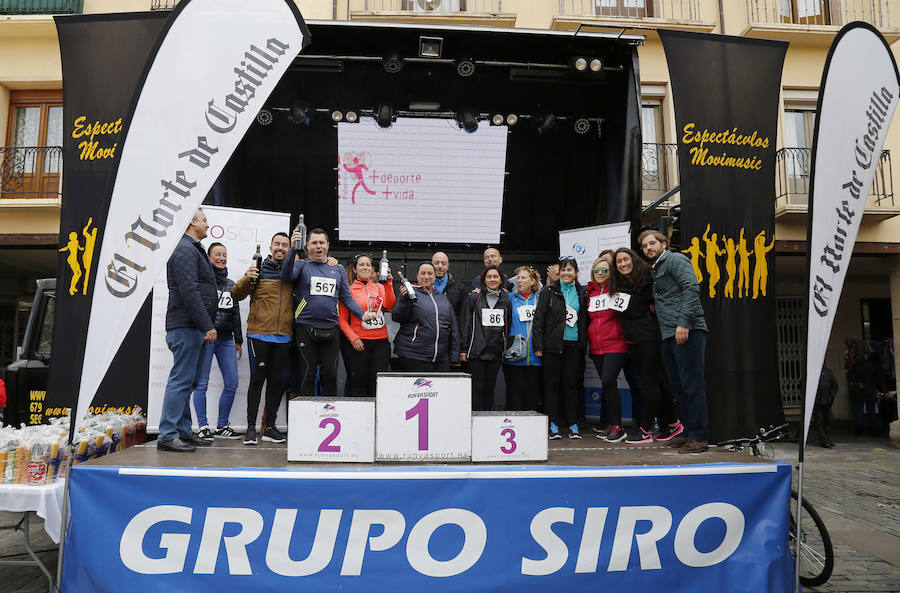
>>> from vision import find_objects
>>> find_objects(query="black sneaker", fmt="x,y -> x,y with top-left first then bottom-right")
215,425 -> 241,439
261,427 -> 286,443
197,426 -> 214,440
606,426 -> 627,443
243,427 -> 258,446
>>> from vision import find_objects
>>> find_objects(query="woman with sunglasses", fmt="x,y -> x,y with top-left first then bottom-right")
613,247 -> 683,443
533,256 -> 587,439
504,266 -> 542,411
338,254 -> 395,396
585,255 -> 628,442
460,265 -> 512,411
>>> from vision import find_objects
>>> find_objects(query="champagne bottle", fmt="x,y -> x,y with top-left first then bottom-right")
251,243 -> 262,286
398,269 -> 417,302
293,213 -> 306,254
379,250 -> 389,283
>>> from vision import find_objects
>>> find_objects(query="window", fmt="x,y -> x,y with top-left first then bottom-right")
596,0 -> 652,18
783,108 -> 816,179
3,90 -> 62,197
861,299 -> 892,341
778,0 -> 830,25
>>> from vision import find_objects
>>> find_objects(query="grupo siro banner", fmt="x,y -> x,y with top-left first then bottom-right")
68,0 -> 309,433
147,205 -> 291,434
659,30 -> 788,443
63,463 -> 793,592
803,23 -> 899,445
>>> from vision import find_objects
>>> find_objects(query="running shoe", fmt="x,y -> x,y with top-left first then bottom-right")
549,422 -> 562,440
605,426 -> 627,443
261,427 -> 287,443
655,421 -> 684,442
215,425 -> 240,439
568,424 -> 582,440
625,429 -> 654,444
243,427 -> 258,446
197,426 -> 214,440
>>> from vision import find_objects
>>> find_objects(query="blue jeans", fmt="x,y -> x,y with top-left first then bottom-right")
160,327 -> 208,442
192,337 -> 238,429
661,330 -> 708,442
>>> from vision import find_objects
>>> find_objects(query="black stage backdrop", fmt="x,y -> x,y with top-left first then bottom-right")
659,30 -> 787,442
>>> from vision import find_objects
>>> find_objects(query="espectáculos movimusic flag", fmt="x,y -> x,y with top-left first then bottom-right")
803,23 -> 899,446
69,0 -> 308,435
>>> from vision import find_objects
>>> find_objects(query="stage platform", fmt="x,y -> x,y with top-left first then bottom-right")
84,438 -> 766,469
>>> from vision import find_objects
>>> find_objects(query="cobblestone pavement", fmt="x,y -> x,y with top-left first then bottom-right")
0,432 -> 897,592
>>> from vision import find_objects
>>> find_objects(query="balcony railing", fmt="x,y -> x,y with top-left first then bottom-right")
558,0 -> 703,21
0,0 -> 82,13
776,146 -> 894,209
150,0 -> 177,9
642,142 -> 680,204
360,0 -> 499,12
0,146 -> 62,199
747,0 -> 892,29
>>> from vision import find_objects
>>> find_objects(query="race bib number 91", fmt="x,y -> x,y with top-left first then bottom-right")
587,294 -> 610,313
310,276 -> 337,297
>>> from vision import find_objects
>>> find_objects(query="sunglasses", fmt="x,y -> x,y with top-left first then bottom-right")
558,256 -> 576,262
592,267 -> 610,274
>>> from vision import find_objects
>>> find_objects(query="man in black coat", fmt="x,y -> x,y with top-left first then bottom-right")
158,208 -> 219,452
431,251 -> 467,320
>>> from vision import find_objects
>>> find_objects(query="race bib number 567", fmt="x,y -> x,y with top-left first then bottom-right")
310,276 -> 337,297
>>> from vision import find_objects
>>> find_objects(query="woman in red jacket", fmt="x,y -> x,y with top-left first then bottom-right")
586,255 -> 628,442
338,254 -> 396,396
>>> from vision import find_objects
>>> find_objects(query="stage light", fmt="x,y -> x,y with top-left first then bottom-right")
419,36 -> 443,58
597,119 -> 603,140
375,103 -> 395,128
574,118 -> 591,135
491,114 -> 504,126
256,108 -> 273,126
331,110 -> 343,122
534,113 -> 556,135
506,114 -> 518,126
590,58 -> 603,72
455,58 -> 476,78
572,57 -> 587,72
345,110 -> 359,123
382,51 -> 403,74
456,110 -> 478,133
288,101 -> 312,126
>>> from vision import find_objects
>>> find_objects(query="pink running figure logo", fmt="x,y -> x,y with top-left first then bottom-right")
343,156 -> 376,204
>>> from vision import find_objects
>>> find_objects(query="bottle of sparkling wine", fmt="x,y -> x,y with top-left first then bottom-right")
379,250 -> 389,283
398,268 -> 417,302
251,243 -> 262,286
293,213 -> 306,255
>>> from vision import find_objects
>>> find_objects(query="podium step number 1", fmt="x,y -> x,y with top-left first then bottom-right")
376,373 -> 472,462
287,397 -> 375,462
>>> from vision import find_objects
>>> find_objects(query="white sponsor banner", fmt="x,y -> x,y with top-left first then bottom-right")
559,221 -> 631,284
337,117 -> 508,244
804,23 -> 899,445
74,0 -> 306,429
148,206 -> 290,433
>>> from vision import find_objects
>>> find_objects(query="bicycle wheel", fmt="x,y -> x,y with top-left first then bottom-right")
790,489 -> 834,587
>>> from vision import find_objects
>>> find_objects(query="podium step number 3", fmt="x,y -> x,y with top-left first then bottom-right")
471,411 -> 548,462
287,397 -> 375,462
376,373 -> 472,462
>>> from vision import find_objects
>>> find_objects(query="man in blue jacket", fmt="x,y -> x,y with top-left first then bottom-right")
639,229 -> 709,454
282,227 -> 374,397
159,208 -> 219,452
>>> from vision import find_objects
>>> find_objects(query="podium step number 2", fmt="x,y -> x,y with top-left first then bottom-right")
287,397 -> 375,462
376,373 -> 472,462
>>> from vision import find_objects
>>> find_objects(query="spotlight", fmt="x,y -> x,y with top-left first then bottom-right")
345,110 -> 359,123
571,57 -> 587,72
288,101 -> 312,126
574,118 -> 591,135
455,58 -> 476,78
534,113 -> 557,135
382,51 -> 403,74
456,110 -> 478,133
590,58 -> 603,72
597,119 -> 603,139
256,108 -> 273,126
506,114 -> 518,126
375,103 -> 395,128
419,36 -> 443,58
491,114 -> 504,126
331,110 -> 343,122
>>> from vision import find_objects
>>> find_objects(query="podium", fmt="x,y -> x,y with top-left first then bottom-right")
471,411 -> 548,462
287,397 -> 375,462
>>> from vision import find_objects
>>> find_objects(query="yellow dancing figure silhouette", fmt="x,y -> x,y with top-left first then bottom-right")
81,218 -> 98,295
737,228 -> 752,299
752,230 -> 775,299
681,236 -> 704,283
724,236 -> 737,299
702,224 -> 725,298
59,232 -> 84,296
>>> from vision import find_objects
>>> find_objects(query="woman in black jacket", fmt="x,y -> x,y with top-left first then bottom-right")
613,247 -> 682,444
533,257 -> 588,439
460,266 -> 512,410
392,261 -> 461,372
192,242 -> 243,439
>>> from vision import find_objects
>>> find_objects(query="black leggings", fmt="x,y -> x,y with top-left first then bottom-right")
542,342 -> 583,428
590,352 -> 627,427
246,339 -> 290,430
347,338 -> 391,397
627,340 -> 665,431
468,358 -> 502,411
504,365 -> 541,412
296,324 -> 341,396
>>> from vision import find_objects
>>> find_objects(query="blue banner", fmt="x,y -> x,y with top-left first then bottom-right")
63,463 -> 793,592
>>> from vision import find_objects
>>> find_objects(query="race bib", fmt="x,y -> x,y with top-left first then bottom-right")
565,305 -> 577,327
217,290 -> 233,310
362,312 -> 386,330
587,294 -> 610,312
517,304 -> 536,322
482,308 -> 505,327
609,292 -> 631,312
310,276 -> 336,297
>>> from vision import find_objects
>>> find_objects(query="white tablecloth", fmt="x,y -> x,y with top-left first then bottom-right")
0,480 -> 65,543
